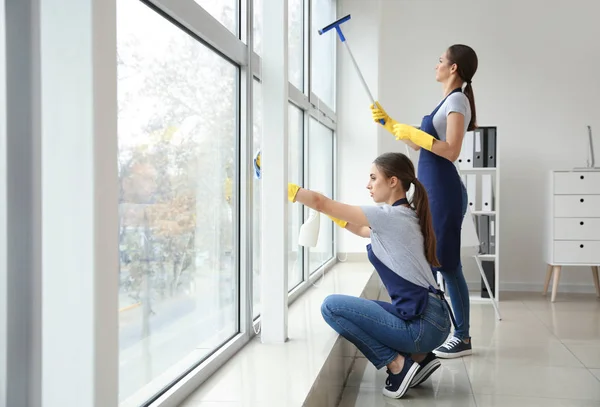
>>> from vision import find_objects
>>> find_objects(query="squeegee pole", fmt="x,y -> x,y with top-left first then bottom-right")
343,38 -> 376,104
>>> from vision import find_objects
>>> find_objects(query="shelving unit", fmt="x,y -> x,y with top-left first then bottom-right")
457,126 -> 500,317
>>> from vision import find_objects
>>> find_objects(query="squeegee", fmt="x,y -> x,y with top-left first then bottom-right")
319,14 -> 384,124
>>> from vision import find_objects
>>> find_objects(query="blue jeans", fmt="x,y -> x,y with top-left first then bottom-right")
437,182 -> 470,340
321,294 -> 451,369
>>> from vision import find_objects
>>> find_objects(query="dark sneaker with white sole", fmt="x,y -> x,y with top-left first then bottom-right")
382,357 -> 420,399
434,336 -> 472,359
410,352 -> 441,387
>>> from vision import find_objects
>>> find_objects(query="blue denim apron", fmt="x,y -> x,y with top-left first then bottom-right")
417,88 -> 464,273
367,198 -> 457,330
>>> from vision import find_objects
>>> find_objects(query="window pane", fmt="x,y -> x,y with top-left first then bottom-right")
307,118 -> 334,273
253,0 -> 262,55
310,0 -> 336,108
117,0 -> 238,402
289,0 -> 304,91
252,80 -> 261,318
288,104 -> 304,290
194,0 -> 238,36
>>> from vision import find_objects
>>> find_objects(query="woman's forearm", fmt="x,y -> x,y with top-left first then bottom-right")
294,188 -> 325,212
431,139 -> 460,162
404,139 -> 421,151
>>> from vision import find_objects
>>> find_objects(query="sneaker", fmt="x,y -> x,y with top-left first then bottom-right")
382,357 -> 420,399
410,352 -> 441,387
433,336 -> 472,359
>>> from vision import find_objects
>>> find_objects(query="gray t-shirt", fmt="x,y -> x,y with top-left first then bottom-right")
432,91 -> 471,142
360,204 -> 439,290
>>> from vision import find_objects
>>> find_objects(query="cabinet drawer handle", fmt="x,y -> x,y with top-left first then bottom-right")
580,198 -> 585,203
580,244 -> 585,248
580,221 -> 585,225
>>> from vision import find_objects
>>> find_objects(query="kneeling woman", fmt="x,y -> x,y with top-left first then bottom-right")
288,152 -> 452,399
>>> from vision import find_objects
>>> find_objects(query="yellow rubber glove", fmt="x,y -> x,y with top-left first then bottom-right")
392,123 -> 435,151
327,215 -> 348,229
288,183 -> 301,202
370,101 -> 398,135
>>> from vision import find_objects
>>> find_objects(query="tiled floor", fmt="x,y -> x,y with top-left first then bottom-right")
336,292 -> 600,407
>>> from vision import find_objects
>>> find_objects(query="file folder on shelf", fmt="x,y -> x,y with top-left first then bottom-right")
477,215 -> 489,254
481,260 -> 495,298
489,218 -> 496,255
466,174 -> 477,210
458,131 -> 474,169
480,173 -> 494,211
485,127 -> 497,167
473,128 -> 485,168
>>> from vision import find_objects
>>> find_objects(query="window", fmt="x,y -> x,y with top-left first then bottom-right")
288,0 -> 304,91
288,104 -> 304,289
254,0 -> 304,91
307,117 -> 334,273
117,0 -> 238,402
310,0 -> 336,108
252,79 -> 262,318
253,0 -> 262,55
194,0 -> 238,36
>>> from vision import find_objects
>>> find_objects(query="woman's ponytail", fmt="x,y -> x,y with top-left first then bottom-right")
463,82 -> 477,131
412,179 -> 440,267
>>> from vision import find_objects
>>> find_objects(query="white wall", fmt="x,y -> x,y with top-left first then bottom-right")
336,0 -> 382,254
338,0 -> 600,292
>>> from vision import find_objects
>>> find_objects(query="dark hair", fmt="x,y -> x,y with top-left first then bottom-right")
373,152 -> 440,267
447,44 -> 478,131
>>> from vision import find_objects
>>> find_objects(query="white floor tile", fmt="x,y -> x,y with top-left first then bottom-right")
564,343 -> 600,368
462,340 -> 584,368
466,360 -> 600,400
474,394 -> 600,407
337,387 -> 478,407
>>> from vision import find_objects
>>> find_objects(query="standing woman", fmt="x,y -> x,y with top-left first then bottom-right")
371,44 -> 478,358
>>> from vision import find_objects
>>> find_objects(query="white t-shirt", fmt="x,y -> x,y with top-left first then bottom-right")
431,92 -> 471,142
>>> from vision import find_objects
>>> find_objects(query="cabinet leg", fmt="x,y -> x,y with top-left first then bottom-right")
592,266 -> 600,298
551,266 -> 562,302
543,264 -> 553,296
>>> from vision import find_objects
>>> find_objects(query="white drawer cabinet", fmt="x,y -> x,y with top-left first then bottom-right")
544,170 -> 600,302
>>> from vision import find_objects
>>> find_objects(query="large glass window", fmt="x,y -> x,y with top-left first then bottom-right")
310,0 -> 336,108
253,0 -> 262,55
307,117 -> 334,273
252,79 -> 262,318
288,104 -> 304,289
288,0 -> 304,91
251,102 -> 304,298
254,0 -> 304,92
117,0 -> 238,401
194,0 -> 238,36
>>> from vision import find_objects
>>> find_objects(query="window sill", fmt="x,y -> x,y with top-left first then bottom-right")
178,261 -> 379,407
